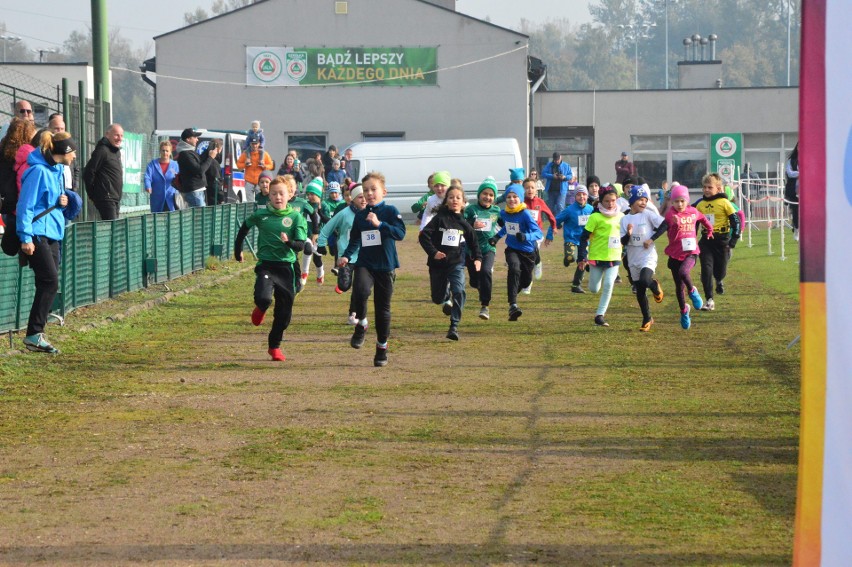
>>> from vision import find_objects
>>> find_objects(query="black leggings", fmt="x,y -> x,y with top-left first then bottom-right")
466,251 -> 495,306
351,267 -> 395,344
699,236 -> 730,300
26,237 -> 60,336
633,266 -> 660,322
505,248 -> 535,305
254,261 -> 296,349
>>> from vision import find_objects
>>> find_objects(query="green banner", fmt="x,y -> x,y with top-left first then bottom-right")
710,133 -> 743,185
121,132 -> 145,193
247,47 -> 437,87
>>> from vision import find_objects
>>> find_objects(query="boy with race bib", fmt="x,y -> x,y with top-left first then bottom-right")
464,177 -> 503,320
555,185 -> 594,293
694,172 -> 740,311
339,172 -> 406,367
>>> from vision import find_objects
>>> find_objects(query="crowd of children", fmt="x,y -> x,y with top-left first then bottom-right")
235,163 -> 742,366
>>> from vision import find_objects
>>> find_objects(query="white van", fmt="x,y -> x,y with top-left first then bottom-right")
344,138 -> 524,212
153,129 -> 247,203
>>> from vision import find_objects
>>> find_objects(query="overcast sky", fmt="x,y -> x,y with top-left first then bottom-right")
1,1 -> 592,58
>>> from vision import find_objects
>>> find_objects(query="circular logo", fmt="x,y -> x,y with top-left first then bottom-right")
715,136 -> 737,158
252,52 -> 283,83
282,217 -> 293,228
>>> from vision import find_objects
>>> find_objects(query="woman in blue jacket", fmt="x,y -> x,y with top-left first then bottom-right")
17,131 -> 77,354
144,140 -> 179,212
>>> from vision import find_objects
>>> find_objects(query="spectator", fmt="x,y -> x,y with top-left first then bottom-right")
15,100 -> 35,123
343,148 -> 356,178
322,145 -> 338,174
276,153 -> 303,185
0,118 -> 38,243
541,152 -> 572,216
83,123 -> 124,220
785,143 -> 799,241
529,168 -> 545,197
144,140 -> 179,212
615,151 -> 636,185
202,138 -> 223,206
326,158 -> 346,186
17,132 -> 78,354
176,128 -> 218,208
237,139 -> 273,203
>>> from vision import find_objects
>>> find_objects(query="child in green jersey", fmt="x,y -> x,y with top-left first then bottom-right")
235,176 -> 309,361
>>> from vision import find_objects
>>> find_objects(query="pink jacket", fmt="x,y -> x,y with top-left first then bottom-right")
14,144 -> 35,195
664,205 -> 714,261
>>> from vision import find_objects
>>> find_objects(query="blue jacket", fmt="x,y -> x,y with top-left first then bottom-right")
542,161 -> 573,196
555,201 -> 594,245
144,158 -> 179,213
17,149 -> 66,244
326,169 -> 346,186
495,207 -> 542,254
343,201 -> 406,272
318,202 -> 360,263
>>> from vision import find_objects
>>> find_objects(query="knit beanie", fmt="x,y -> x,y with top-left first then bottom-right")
306,177 -> 324,197
575,184 -> 588,195
259,170 -> 275,182
432,171 -> 451,187
327,181 -> 341,194
628,185 -> 651,205
506,184 -> 525,202
586,175 -> 601,187
509,167 -> 525,182
477,177 -> 498,197
670,184 -> 689,202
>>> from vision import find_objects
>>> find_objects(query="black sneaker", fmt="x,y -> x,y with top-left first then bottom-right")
373,345 -> 388,367
614,275 -> 623,284
331,267 -> 339,276
594,315 -> 609,327
350,324 -> 367,349
716,281 -> 725,295
508,304 -> 523,321
446,324 -> 459,341
571,286 -> 586,294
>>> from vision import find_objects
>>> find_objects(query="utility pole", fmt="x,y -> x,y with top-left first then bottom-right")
91,0 -> 110,103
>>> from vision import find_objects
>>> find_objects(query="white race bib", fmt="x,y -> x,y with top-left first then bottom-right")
629,227 -> 647,247
681,237 -> 697,251
529,210 -> 540,222
476,218 -> 493,232
578,214 -> 589,227
441,229 -> 461,247
506,222 -> 520,236
608,236 -> 621,249
361,229 -> 382,247
705,213 -> 716,226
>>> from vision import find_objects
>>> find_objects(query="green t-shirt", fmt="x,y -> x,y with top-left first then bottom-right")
465,203 -> 501,254
245,204 -> 308,264
585,211 -> 624,262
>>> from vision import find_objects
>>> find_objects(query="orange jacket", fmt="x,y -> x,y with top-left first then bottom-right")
237,149 -> 273,184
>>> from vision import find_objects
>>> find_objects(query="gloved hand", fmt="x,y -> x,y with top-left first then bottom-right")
303,241 -> 314,256
488,237 -> 498,247
515,232 -> 526,243
316,245 -> 328,255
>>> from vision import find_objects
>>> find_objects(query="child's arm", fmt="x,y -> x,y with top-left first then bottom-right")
462,219 -> 483,267
576,227 -> 593,268
339,219 -> 362,266
378,206 -> 406,241
554,207 -> 570,229
418,216 -> 441,258
541,201 -> 557,242
410,191 -> 433,213
234,221 -> 251,262
727,209 -> 741,247
697,211 -> 714,239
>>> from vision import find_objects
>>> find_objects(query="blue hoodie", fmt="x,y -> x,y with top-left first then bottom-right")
17,149 -> 66,244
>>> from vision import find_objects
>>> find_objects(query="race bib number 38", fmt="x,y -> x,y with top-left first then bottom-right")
361,229 -> 382,247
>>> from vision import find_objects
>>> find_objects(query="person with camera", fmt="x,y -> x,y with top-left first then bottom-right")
541,152 -> 573,216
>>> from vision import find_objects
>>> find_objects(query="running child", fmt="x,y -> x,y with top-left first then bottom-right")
234,176 -> 308,361
664,184 -> 713,329
419,185 -> 482,340
464,177 -> 502,320
620,185 -> 666,332
489,184 -> 542,321
411,173 -> 435,217
283,175 -> 319,292
317,186 -> 366,324
339,171 -> 406,367
419,171 -> 451,230
555,185 -> 594,293
301,177 -> 330,285
576,185 -> 625,327
523,176 -> 556,288
694,172 -> 741,311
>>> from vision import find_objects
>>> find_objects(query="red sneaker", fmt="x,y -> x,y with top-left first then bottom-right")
334,285 -> 343,294
268,348 -> 286,361
251,307 -> 265,326
317,275 -> 325,284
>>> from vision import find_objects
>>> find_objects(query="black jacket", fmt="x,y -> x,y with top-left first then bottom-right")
419,208 -> 481,268
83,137 -> 123,202
176,142 -> 214,193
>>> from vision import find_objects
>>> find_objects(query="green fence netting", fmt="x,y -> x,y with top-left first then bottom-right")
0,203 -> 256,334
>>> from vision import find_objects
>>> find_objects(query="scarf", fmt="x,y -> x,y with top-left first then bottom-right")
266,203 -> 292,216
597,203 -> 619,218
505,202 -> 527,215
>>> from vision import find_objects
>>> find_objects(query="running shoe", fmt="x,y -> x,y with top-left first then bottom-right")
594,315 -> 609,327
509,304 -> 523,321
640,318 -> 654,332
688,287 -> 703,310
299,273 -> 308,288
680,306 -> 692,330
442,299 -> 453,316
534,262 -> 543,280
350,324 -> 367,349
23,333 -> 59,354
251,307 -> 265,326
334,285 -> 343,295
347,312 -> 358,326
521,283 -> 532,295
268,348 -> 286,361
652,280 -> 664,303
700,298 -> 715,311
715,281 -> 725,295
446,323 -> 459,341
479,306 -> 490,320
373,345 -> 388,367
571,286 -> 586,294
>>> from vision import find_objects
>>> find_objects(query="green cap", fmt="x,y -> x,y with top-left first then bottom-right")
478,177 -> 498,197
306,177 -> 324,198
432,170 -> 451,187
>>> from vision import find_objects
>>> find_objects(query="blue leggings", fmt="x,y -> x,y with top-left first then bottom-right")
588,264 -> 620,316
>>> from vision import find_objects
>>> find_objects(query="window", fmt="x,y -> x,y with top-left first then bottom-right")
362,132 -> 405,141
287,133 -> 326,162
742,132 -> 798,179
631,135 -> 709,189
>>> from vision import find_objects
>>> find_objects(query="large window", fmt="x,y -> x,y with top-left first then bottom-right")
631,135 -> 709,189
743,132 -> 798,179
287,133 -> 327,162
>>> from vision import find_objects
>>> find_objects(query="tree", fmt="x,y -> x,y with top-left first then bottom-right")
0,22 -> 35,63
184,0 -> 259,25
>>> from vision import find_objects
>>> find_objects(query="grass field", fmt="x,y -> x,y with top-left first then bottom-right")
0,225 -> 800,566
